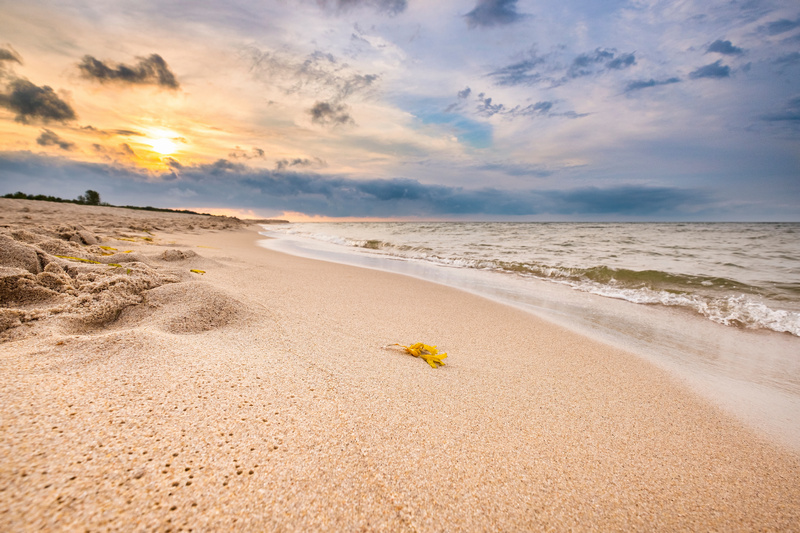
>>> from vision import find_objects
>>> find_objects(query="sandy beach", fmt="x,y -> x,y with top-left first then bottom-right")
1,198 -> 799,531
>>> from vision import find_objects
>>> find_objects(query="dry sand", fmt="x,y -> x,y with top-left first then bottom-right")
1,198 -> 799,531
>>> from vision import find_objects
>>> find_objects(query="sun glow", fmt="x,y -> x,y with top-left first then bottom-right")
150,138 -> 178,155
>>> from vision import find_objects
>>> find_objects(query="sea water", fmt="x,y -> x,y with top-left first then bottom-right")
258,222 -> 800,450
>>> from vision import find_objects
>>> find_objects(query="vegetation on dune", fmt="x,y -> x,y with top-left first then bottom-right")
2,190 -> 215,216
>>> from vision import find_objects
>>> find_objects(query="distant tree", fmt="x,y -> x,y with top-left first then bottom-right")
77,189 -> 101,205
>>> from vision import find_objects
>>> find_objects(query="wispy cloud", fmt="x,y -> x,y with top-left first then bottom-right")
488,47 -> 636,87
624,77 -> 681,93
486,53 -> 547,86
759,17 -> 800,36
316,0 -> 407,16
78,54 -> 180,89
243,47 -> 379,103
761,96 -> 800,123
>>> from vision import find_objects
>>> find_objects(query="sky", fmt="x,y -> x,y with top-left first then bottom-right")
0,0 -> 798,221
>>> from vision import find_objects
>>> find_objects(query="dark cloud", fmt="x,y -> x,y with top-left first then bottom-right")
689,60 -> 730,79
78,54 -> 180,89
760,96 -> 800,123
0,78 -> 77,123
316,0 -> 407,15
607,53 -> 637,70
308,101 -> 354,126
706,39 -> 744,55
624,77 -> 681,92
0,47 -> 22,65
36,129 -> 74,150
458,87 -> 472,99
545,186 -> 702,215
0,152 -> 709,218
465,0 -> 525,29
760,17 -> 800,36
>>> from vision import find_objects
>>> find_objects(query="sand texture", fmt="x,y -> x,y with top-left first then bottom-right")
1,199 -> 799,531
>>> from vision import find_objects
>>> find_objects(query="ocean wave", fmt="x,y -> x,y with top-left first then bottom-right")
266,225 -> 800,336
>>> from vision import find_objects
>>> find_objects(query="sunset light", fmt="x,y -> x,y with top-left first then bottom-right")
150,138 -> 177,155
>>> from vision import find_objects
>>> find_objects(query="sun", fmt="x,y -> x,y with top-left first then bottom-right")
151,138 -> 178,155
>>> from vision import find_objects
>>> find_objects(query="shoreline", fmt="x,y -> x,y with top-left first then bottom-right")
259,226 -> 800,452
2,199 -> 799,530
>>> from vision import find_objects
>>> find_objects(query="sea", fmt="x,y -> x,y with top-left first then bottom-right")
257,222 -> 800,450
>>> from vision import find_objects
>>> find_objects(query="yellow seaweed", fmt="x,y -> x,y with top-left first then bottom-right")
55,255 -> 124,268
54,255 -> 102,264
392,342 -> 447,368
117,237 -> 137,242
190,269 -> 206,275
99,246 -> 118,251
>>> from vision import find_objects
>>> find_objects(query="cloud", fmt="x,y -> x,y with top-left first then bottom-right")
308,101 -> 354,125
78,54 -> 180,89
0,78 -> 77,123
458,87 -> 472,99
36,129 -> 74,150
229,146 -> 266,160
316,0 -> 407,15
243,47 -> 379,102
706,39 -> 744,55
568,48 -> 616,78
464,89 -> 580,120
489,48 -> 636,87
487,55 -> 546,86
607,53 -> 637,70
773,52 -> 800,67
0,152 -> 709,218
0,47 -> 22,65
475,161 -> 552,178
624,77 -> 681,92
760,96 -> 800,123
275,157 -> 326,170
465,0 -> 525,29
688,60 -> 730,79
760,17 -> 800,36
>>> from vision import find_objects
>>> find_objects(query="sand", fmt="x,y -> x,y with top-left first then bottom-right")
1,198 -> 799,531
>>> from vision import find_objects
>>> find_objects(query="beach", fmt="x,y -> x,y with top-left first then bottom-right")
2,199 -> 799,531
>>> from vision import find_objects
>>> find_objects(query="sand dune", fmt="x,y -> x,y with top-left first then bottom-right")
1,199 -> 799,531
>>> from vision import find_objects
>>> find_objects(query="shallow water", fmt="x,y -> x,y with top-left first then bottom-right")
258,222 -> 800,451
